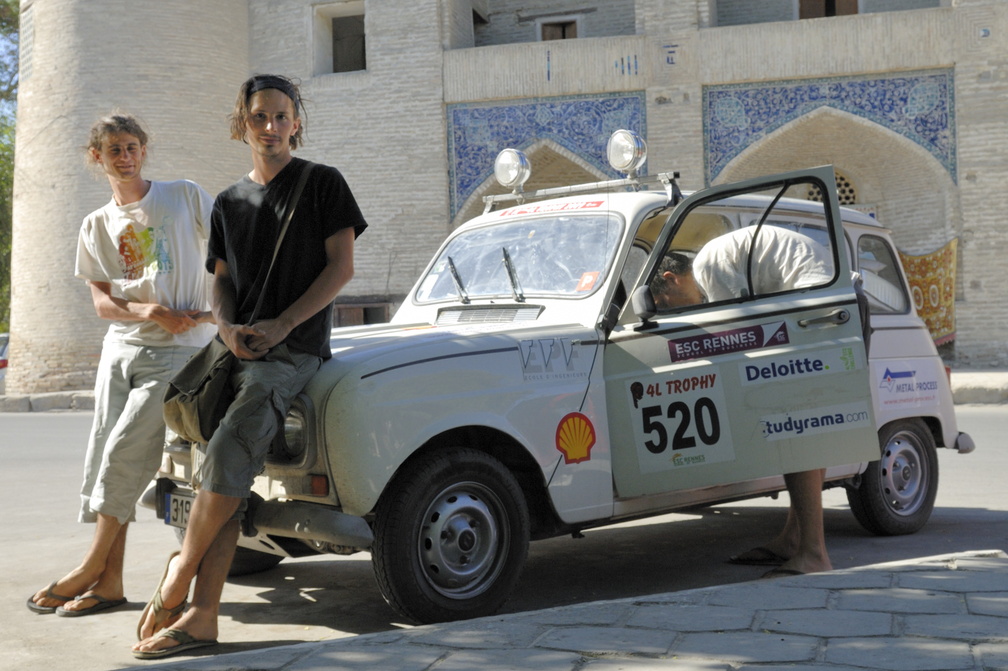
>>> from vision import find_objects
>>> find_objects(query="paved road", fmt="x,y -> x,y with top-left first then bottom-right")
2,405 -> 1005,670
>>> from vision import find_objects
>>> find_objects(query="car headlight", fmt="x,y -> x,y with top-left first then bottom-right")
606,129 -> 647,176
493,147 -> 532,192
281,408 -> 307,460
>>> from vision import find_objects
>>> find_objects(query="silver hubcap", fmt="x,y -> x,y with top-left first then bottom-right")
417,481 -> 507,599
880,431 -> 928,515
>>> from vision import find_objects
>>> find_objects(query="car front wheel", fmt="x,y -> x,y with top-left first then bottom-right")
847,419 -> 938,535
371,448 -> 530,624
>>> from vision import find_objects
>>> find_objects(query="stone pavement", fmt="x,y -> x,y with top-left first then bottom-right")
132,550 -> 1008,671
9,371 -> 1005,671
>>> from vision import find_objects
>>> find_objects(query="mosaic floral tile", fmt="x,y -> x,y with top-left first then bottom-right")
703,69 -> 956,185
447,93 -> 646,216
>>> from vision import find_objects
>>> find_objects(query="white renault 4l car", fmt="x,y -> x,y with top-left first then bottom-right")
148,130 -> 973,624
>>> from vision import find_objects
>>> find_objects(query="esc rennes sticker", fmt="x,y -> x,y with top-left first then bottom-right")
556,412 -> 596,464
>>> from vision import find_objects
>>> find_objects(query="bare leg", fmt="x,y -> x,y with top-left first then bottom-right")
31,514 -> 125,609
777,469 -> 831,574
133,490 -> 241,652
58,519 -> 129,612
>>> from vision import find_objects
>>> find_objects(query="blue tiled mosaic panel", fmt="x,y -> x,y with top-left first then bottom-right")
703,69 -> 956,185
448,93 -> 646,216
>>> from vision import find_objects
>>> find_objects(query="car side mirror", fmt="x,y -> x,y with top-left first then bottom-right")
630,285 -> 657,327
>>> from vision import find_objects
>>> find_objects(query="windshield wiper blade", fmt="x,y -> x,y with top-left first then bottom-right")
501,247 -> 525,302
446,256 -> 470,304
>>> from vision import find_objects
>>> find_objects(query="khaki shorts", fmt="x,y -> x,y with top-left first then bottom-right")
81,342 -> 199,524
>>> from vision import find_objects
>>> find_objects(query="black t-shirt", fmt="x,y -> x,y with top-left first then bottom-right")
208,157 -> 367,359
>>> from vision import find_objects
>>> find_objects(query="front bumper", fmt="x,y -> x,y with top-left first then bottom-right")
955,431 -> 976,454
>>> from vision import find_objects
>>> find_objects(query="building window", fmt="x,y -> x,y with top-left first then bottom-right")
333,303 -> 391,327
332,15 -> 366,72
314,2 -> 365,76
799,0 -> 859,19
538,16 -> 580,41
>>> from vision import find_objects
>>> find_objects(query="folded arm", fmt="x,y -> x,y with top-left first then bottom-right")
87,281 -> 213,335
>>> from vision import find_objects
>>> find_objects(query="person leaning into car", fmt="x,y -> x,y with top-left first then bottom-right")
132,74 -> 367,659
27,113 -> 215,617
656,226 -> 841,578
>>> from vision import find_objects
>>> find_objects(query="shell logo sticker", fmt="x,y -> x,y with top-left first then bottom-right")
555,412 -> 596,464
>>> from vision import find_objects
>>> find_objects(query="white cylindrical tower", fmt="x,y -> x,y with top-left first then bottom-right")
10,0 -> 250,394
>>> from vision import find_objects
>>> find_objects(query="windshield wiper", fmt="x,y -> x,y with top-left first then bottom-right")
501,247 -> 525,302
446,256 -> 470,304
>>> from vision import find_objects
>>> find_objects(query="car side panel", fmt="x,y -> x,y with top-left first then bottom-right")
320,326 -> 601,517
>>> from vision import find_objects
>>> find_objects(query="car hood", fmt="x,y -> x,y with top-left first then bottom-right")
300,320 -> 596,399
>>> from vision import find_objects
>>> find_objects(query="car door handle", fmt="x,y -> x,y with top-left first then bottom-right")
798,309 -> 850,328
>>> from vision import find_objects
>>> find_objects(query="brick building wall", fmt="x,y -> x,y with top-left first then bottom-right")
9,0 -> 1008,394
9,0 -> 249,394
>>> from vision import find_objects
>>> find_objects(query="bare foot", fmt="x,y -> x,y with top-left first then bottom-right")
30,572 -> 97,610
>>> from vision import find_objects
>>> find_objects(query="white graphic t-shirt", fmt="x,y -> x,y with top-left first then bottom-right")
75,179 -> 216,348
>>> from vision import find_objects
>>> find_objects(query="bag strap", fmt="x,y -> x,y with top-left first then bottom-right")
249,161 -> 314,322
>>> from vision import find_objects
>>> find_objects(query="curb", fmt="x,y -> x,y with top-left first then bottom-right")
0,390 -> 96,412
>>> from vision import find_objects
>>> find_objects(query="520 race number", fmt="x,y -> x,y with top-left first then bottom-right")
641,397 -> 721,454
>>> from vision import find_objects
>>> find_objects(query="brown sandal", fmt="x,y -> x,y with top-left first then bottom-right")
136,551 -> 188,641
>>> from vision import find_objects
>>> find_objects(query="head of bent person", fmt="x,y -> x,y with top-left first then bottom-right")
651,252 -> 705,309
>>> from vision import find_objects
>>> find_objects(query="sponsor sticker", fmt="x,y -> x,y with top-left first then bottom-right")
740,347 -> 859,386
760,401 -> 873,441
556,412 -> 596,464
627,371 -> 735,471
877,366 -> 939,407
518,338 -> 590,382
576,271 -> 600,292
499,200 -> 604,217
668,322 -> 789,363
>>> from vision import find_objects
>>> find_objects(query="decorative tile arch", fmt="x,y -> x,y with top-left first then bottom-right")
447,92 -> 647,217
702,69 -> 956,186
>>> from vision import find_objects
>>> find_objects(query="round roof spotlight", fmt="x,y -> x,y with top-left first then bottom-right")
493,148 -> 532,193
607,129 -> 647,177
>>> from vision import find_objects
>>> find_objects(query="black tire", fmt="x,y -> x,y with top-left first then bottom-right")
227,546 -> 284,577
173,527 -> 284,577
847,419 -> 939,536
371,448 -> 530,624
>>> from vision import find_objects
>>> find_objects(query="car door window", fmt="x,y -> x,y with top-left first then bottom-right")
857,234 -> 909,314
647,196 -> 839,314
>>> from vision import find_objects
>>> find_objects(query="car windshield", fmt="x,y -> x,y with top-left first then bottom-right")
415,213 -> 624,303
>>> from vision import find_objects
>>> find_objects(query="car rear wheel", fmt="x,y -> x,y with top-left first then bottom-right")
847,419 -> 938,535
371,448 -> 530,624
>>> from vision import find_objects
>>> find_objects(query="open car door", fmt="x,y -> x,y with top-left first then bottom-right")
605,166 -> 877,499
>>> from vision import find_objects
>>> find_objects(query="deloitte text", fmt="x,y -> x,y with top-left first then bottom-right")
745,357 -> 825,381
741,347 -> 857,386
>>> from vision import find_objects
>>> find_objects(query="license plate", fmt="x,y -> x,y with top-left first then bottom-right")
164,489 -> 194,528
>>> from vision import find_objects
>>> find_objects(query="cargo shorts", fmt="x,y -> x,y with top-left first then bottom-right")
195,344 -> 321,499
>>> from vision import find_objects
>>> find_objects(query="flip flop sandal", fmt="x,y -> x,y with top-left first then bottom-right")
132,628 -> 217,660
26,581 -> 75,614
137,551 -> 189,640
56,593 -> 128,617
728,546 -> 789,566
